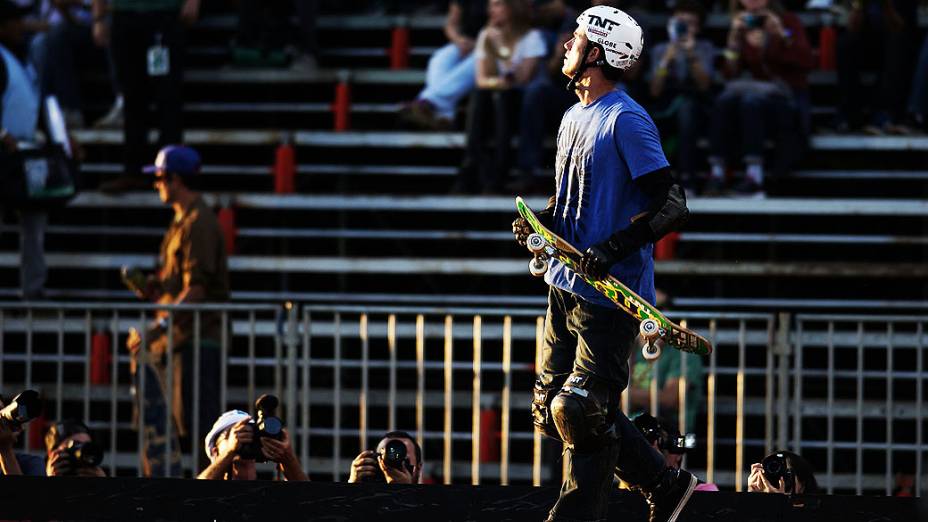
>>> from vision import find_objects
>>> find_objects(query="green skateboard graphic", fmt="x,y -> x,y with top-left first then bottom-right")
516,196 -> 712,360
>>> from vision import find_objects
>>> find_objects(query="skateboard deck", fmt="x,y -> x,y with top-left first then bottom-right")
515,196 -> 712,359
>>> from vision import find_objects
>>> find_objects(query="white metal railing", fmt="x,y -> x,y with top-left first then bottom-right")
0,302 -> 923,495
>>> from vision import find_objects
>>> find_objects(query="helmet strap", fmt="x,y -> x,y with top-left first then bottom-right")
566,42 -> 596,92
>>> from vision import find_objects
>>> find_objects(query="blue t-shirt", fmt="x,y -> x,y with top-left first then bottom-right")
545,89 -> 668,308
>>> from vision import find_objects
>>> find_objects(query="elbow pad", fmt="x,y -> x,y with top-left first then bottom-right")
647,183 -> 689,240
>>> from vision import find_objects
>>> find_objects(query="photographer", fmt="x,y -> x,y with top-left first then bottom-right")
44,420 -> 106,477
0,392 -> 45,476
348,431 -> 422,484
748,450 -> 818,495
633,414 -> 717,491
198,409 -> 307,481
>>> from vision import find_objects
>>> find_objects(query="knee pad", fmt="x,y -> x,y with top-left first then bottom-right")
550,373 -> 618,451
531,377 -> 563,441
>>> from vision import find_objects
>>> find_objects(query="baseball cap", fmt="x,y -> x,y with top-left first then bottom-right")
204,410 -> 251,462
144,145 -> 201,176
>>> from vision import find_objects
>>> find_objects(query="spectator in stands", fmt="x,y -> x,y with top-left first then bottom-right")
646,0 -> 714,195
348,431 -> 423,484
627,348 -> 705,435
505,0 -> 576,193
454,0 -> 546,194
93,0 -> 199,194
233,0 -> 318,71
398,1 -> 486,130
198,410 -> 308,481
748,450 -> 818,494
706,0 -> 812,197
904,34 -> 928,133
44,419 -> 107,477
126,145 -> 228,477
632,413 -> 718,491
835,0 -> 917,135
26,0 -> 118,130
0,0 -> 49,301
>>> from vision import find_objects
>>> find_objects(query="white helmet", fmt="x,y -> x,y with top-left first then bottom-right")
576,6 -> 644,71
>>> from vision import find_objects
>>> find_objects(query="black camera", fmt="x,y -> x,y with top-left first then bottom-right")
62,439 -> 104,470
633,414 -> 695,455
361,439 -> 414,483
0,390 -> 41,430
762,452 -> 795,493
743,13 -> 767,29
238,394 -> 284,462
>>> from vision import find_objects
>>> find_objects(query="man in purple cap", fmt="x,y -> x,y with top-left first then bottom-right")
126,144 -> 229,476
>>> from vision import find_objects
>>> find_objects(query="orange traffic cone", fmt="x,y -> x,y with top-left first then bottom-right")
91,330 -> 112,385
390,24 -> 410,70
217,205 -> 237,255
274,140 -> 296,194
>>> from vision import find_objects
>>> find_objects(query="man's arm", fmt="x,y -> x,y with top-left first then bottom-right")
580,167 -> 689,279
260,430 -> 308,481
196,451 -> 235,480
0,420 -> 22,476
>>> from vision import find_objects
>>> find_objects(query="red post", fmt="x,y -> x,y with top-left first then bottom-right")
28,414 -> 47,451
479,406 -> 500,463
274,140 -> 296,194
217,205 -> 237,255
654,232 -> 680,261
390,25 -> 410,70
332,79 -> 351,132
91,331 -> 112,385
818,24 -> 836,70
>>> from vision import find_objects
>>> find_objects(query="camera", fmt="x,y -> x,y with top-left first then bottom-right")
762,452 -> 795,493
668,18 -> 689,41
237,394 -> 283,462
0,390 -> 41,430
62,439 -> 104,470
361,439 -> 414,483
632,413 -> 695,455
743,13 -> 767,29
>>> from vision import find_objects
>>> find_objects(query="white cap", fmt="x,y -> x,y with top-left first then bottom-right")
576,6 -> 644,71
204,410 -> 251,462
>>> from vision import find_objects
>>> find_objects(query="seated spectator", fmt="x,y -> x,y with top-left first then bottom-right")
506,0 -> 576,193
632,413 -> 717,491
707,0 -> 813,197
904,33 -> 928,133
399,0 -> 486,130
125,145 -> 227,477
454,0 -> 546,194
348,431 -> 423,484
748,450 -> 818,494
44,420 -> 106,477
646,0 -> 714,195
835,0 -> 917,135
27,0 -> 119,130
198,410 -> 308,481
627,348 -> 705,434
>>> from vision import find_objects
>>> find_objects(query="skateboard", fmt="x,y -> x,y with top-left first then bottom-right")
515,196 -> 712,360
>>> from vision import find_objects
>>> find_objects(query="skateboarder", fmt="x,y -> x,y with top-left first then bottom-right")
511,6 -> 695,522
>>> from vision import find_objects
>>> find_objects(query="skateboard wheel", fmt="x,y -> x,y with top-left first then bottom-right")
526,233 -> 546,254
529,257 -> 548,277
642,341 -> 662,361
639,318 -> 661,340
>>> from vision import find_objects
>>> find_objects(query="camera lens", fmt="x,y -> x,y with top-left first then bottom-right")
382,440 -> 408,470
259,416 -> 282,437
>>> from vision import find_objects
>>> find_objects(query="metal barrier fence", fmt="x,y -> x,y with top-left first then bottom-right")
0,302 -> 923,495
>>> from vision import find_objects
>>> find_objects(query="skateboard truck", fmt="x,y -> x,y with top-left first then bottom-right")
639,318 -> 665,361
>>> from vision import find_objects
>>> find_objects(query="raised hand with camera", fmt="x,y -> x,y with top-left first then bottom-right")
748,450 -> 818,495
260,428 -> 307,481
348,432 -> 422,485
44,420 -> 106,477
